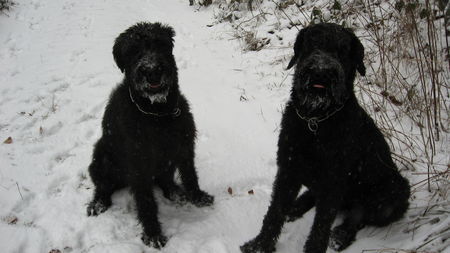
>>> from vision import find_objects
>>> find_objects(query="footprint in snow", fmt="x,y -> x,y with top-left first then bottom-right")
46,175 -> 70,197
41,121 -> 63,137
198,238 -> 229,253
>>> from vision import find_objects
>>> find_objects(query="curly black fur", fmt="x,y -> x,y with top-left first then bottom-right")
241,23 -> 410,253
86,22 -> 214,249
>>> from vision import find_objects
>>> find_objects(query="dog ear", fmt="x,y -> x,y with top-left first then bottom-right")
112,30 -> 135,73
346,28 -> 366,76
287,28 -> 307,70
158,23 -> 176,42
354,38 -> 366,76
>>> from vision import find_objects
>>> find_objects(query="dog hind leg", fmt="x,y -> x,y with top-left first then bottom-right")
156,164 -> 187,204
177,149 -> 214,207
329,205 -> 365,251
87,138 -> 125,216
364,175 -> 410,227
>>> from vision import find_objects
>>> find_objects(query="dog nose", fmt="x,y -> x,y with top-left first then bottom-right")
310,70 -> 322,80
310,63 -> 333,73
137,65 -> 163,83
309,64 -> 336,79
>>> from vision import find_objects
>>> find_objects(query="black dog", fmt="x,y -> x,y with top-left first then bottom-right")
241,23 -> 410,253
86,22 -> 214,249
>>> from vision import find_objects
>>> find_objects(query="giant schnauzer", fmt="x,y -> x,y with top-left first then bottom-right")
86,22 -> 214,249
241,23 -> 410,253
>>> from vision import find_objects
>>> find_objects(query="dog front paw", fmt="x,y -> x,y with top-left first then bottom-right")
189,190 -> 214,207
329,226 -> 356,251
240,238 -> 276,253
87,199 -> 111,216
142,233 -> 167,249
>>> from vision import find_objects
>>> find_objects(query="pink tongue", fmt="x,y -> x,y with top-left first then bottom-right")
313,84 -> 325,89
149,84 -> 161,88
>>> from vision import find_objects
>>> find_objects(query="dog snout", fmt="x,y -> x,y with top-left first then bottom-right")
309,67 -> 328,80
137,65 -> 163,84
307,52 -> 338,74
303,64 -> 336,85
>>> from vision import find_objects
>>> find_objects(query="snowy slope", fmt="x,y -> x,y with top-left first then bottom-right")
0,0 -> 447,253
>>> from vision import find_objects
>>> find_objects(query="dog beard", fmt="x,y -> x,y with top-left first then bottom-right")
142,89 -> 169,104
132,72 -> 172,104
297,91 -> 333,114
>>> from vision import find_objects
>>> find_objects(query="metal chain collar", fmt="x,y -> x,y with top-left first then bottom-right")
129,86 -> 181,118
295,103 -> 345,134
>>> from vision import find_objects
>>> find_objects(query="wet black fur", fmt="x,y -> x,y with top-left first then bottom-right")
86,22 -> 213,249
241,23 -> 410,253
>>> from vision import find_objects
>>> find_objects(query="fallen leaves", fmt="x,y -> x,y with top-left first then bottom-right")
380,90 -> 403,106
5,215 -> 18,225
3,136 -> 13,144
226,187 -> 255,196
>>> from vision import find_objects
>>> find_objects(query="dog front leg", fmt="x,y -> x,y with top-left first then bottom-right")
132,182 -> 167,249
303,191 -> 342,253
241,167 -> 302,253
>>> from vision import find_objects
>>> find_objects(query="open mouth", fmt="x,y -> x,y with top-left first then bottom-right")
143,82 -> 166,94
149,83 -> 162,89
304,75 -> 328,90
142,70 -> 163,90
312,83 -> 326,89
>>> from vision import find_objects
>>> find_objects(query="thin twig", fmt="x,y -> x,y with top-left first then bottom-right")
16,182 -> 23,200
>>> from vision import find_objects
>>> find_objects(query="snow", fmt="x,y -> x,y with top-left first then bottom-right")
0,0 -> 448,253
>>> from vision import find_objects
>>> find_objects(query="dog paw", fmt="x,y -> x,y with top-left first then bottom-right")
189,190 -> 214,207
141,233 -> 167,249
240,238 -> 275,253
329,226 -> 356,251
86,199 -> 111,216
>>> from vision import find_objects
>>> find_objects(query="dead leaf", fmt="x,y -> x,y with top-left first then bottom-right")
49,249 -> 61,253
227,187 -> 233,195
3,137 -> 12,144
6,216 -> 18,225
248,190 -> 254,195
388,95 -> 403,106
39,127 -> 44,135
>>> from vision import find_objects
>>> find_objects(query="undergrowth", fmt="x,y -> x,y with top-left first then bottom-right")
0,0 -> 14,14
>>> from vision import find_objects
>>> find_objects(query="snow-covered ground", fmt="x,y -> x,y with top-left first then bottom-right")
0,0 -> 448,252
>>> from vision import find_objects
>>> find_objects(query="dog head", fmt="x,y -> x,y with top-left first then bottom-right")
113,22 -> 177,103
287,23 -> 365,116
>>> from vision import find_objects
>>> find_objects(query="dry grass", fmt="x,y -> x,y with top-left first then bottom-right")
0,0 -> 14,14
350,0 -> 449,195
